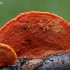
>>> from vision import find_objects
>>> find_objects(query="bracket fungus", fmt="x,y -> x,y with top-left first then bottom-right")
0,43 -> 17,67
0,11 -> 70,59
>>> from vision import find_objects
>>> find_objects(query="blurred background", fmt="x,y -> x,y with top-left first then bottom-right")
0,0 -> 70,28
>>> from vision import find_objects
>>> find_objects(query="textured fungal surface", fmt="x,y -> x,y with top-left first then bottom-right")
0,12 -> 70,58
0,43 -> 17,67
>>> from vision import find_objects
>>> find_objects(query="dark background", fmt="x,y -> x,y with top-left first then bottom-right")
0,0 -> 70,28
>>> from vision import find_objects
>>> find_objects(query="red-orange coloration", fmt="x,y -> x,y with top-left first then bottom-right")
0,11 -> 70,58
0,43 -> 17,67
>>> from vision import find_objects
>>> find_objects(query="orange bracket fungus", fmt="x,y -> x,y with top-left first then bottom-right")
0,43 -> 17,67
0,12 -> 70,59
